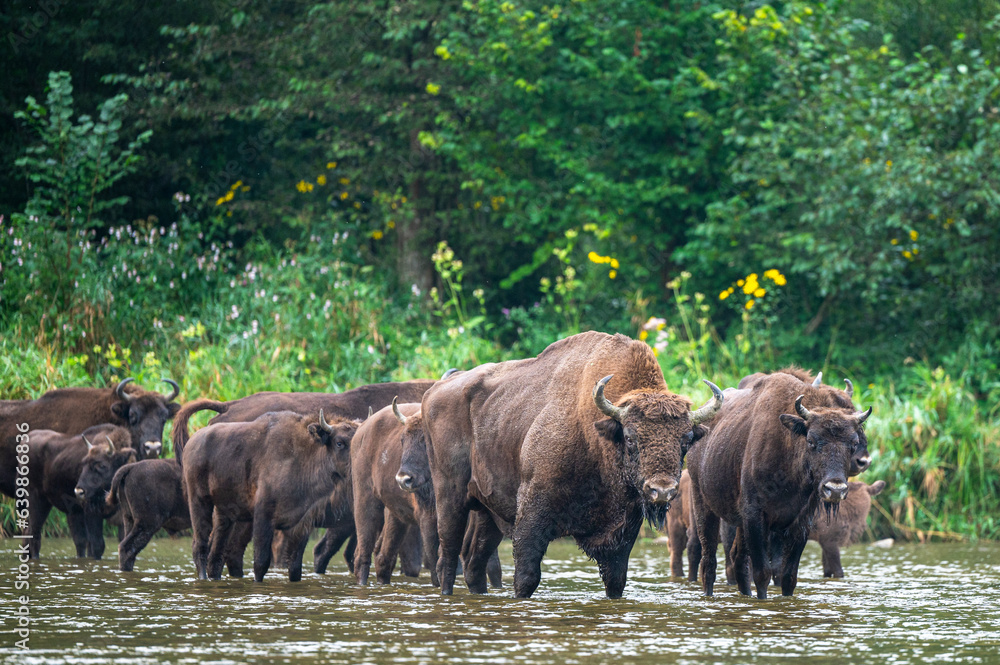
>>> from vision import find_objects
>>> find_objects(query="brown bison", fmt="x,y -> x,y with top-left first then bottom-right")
105,458 -> 249,573
171,377 -> 440,570
687,370 -> 873,599
421,331 -> 723,598
738,369 -> 871,476
23,425 -> 134,559
809,479 -> 886,577
1,378 -> 180,499
182,410 -> 360,582
351,399 -> 501,587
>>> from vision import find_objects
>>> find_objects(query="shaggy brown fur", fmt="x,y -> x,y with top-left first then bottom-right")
810,480 -> 886,577
24,425 -> 133,559
687,371 -> 873,599
183,411 -> 360,582
422,331 -> 718,598
1,380 -> 181,498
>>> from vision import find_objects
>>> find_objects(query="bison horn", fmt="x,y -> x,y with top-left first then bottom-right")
115,377 -> 135,402
105,435 -> 115,455
368,406 -> 374,419
162,378 -> 180,402
441,368 -> 460,380
392,396 -> 408,425
319,409 -> 335,433
855,406 -> 873,424
691,380 -> 724,425
794,395 -> 813,421
844,378 -> 854,398
593,375 -> 629,422
812,372 -> 823,387
83,435 -> 95,451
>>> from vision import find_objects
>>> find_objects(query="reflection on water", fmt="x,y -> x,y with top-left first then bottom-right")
2,536 -> 999,664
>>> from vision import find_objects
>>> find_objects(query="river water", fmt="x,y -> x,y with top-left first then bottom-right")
2,536 -> 999,664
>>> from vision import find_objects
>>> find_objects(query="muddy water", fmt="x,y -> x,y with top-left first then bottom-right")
2,536 -> 999,664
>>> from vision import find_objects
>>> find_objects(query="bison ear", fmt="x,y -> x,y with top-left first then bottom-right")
167,402 -> 182,418
691,424 -> 709,444
867,480 -> 886,496
779,414 -> 809,438
111,401 -> 129,421
594,417 -> 623,446
116,449 -> 137,465
307,423 -> 325,444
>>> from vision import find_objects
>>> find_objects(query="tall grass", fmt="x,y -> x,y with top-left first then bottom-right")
2,255 -> 997,542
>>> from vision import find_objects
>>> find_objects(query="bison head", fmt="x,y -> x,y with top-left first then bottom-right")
308,410 -> 361,481
779,395 -> 873,514
592,376 -> 722,522
392,398 -> 433,500
74,427 -> 136,508
109,378 -> 182,459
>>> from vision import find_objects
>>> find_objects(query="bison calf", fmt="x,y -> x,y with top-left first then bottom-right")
810,480 -> 886,578
181,410 -> 360,582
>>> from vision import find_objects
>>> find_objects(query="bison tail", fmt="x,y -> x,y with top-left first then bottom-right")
107,463 -> 132,511
171,398 -> 229,468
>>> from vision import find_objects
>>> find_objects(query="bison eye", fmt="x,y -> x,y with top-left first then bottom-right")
335,439 -> 346,449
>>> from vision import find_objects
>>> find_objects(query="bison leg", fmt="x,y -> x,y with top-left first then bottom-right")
224,522 -> 253,578
417,507 -> 441,586
722,521 -> 738,585
26,493 -> 52,560
729,526 -> 752,596
83,508 -> 106,560
596,516 -> 642,599
352,494 -> 385,586
66,507 -> 90,558
778,532 -> 809,596
667,513 -> 688,578
462,511 -> 504,594
434,494 -> 471,596
742,510 -> 771,600
821,541 -> 844,578
252,504 -> 276,583
118,520 -> 158,572
399,524 -> 422,578
188,496 -> 214,580
686,517 -> 702,583
691,491 -> 721,597
313,524 -> 349,575
207,511 -> 237,580
285,532 -> 311,583
511,511 -> 553,599
375,514 -> 409,584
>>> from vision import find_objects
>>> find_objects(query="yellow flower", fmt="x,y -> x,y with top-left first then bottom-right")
401,196 -> 407,203
353,202 -> 361,209
745,299 -> 755,310
474,201 -> 482,209
340,191 -> 349,200
426,82 -> 441,95
610,258 -> 620,269
754,288 -> 766,298
327,161 -> 337,169
890,238 -> 899,245
339,177 -> 350,185
737,279 -> 745,287
588,251 -> 600,263
639,330 -> 649,340
231,180 -> 243,190
886,159 -> 893,169
909,230 -> 919,241
317,174 -> 327,186
296,180 -> 313,193
903,250 -> 913,259
372,230 -> 384,240
387,220 -> 396,229
719,290 -> 730,301
435,45 -> 451,60
609,270 -> 617,279
742,280 -> 758,295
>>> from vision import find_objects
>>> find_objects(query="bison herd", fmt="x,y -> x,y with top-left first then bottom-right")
2,331 -> 886,600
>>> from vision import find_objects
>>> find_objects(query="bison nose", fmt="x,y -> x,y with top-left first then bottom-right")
144,441 -> 162,457
74,487 -> 85,500
643,480 -> 678,505
395,471 -> 415,492
854,455 -> 871,472
821,481 -> 849,503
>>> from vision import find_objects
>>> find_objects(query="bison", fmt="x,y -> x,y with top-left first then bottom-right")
1,378 -> 180,499
181,410 -> 360,582
104,458 -> 249,573
421,331 -> 723,598
687,370 -> 873,599
23,425 -> 134,559
809,479 -> 886,578
171,377 -> 440,570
